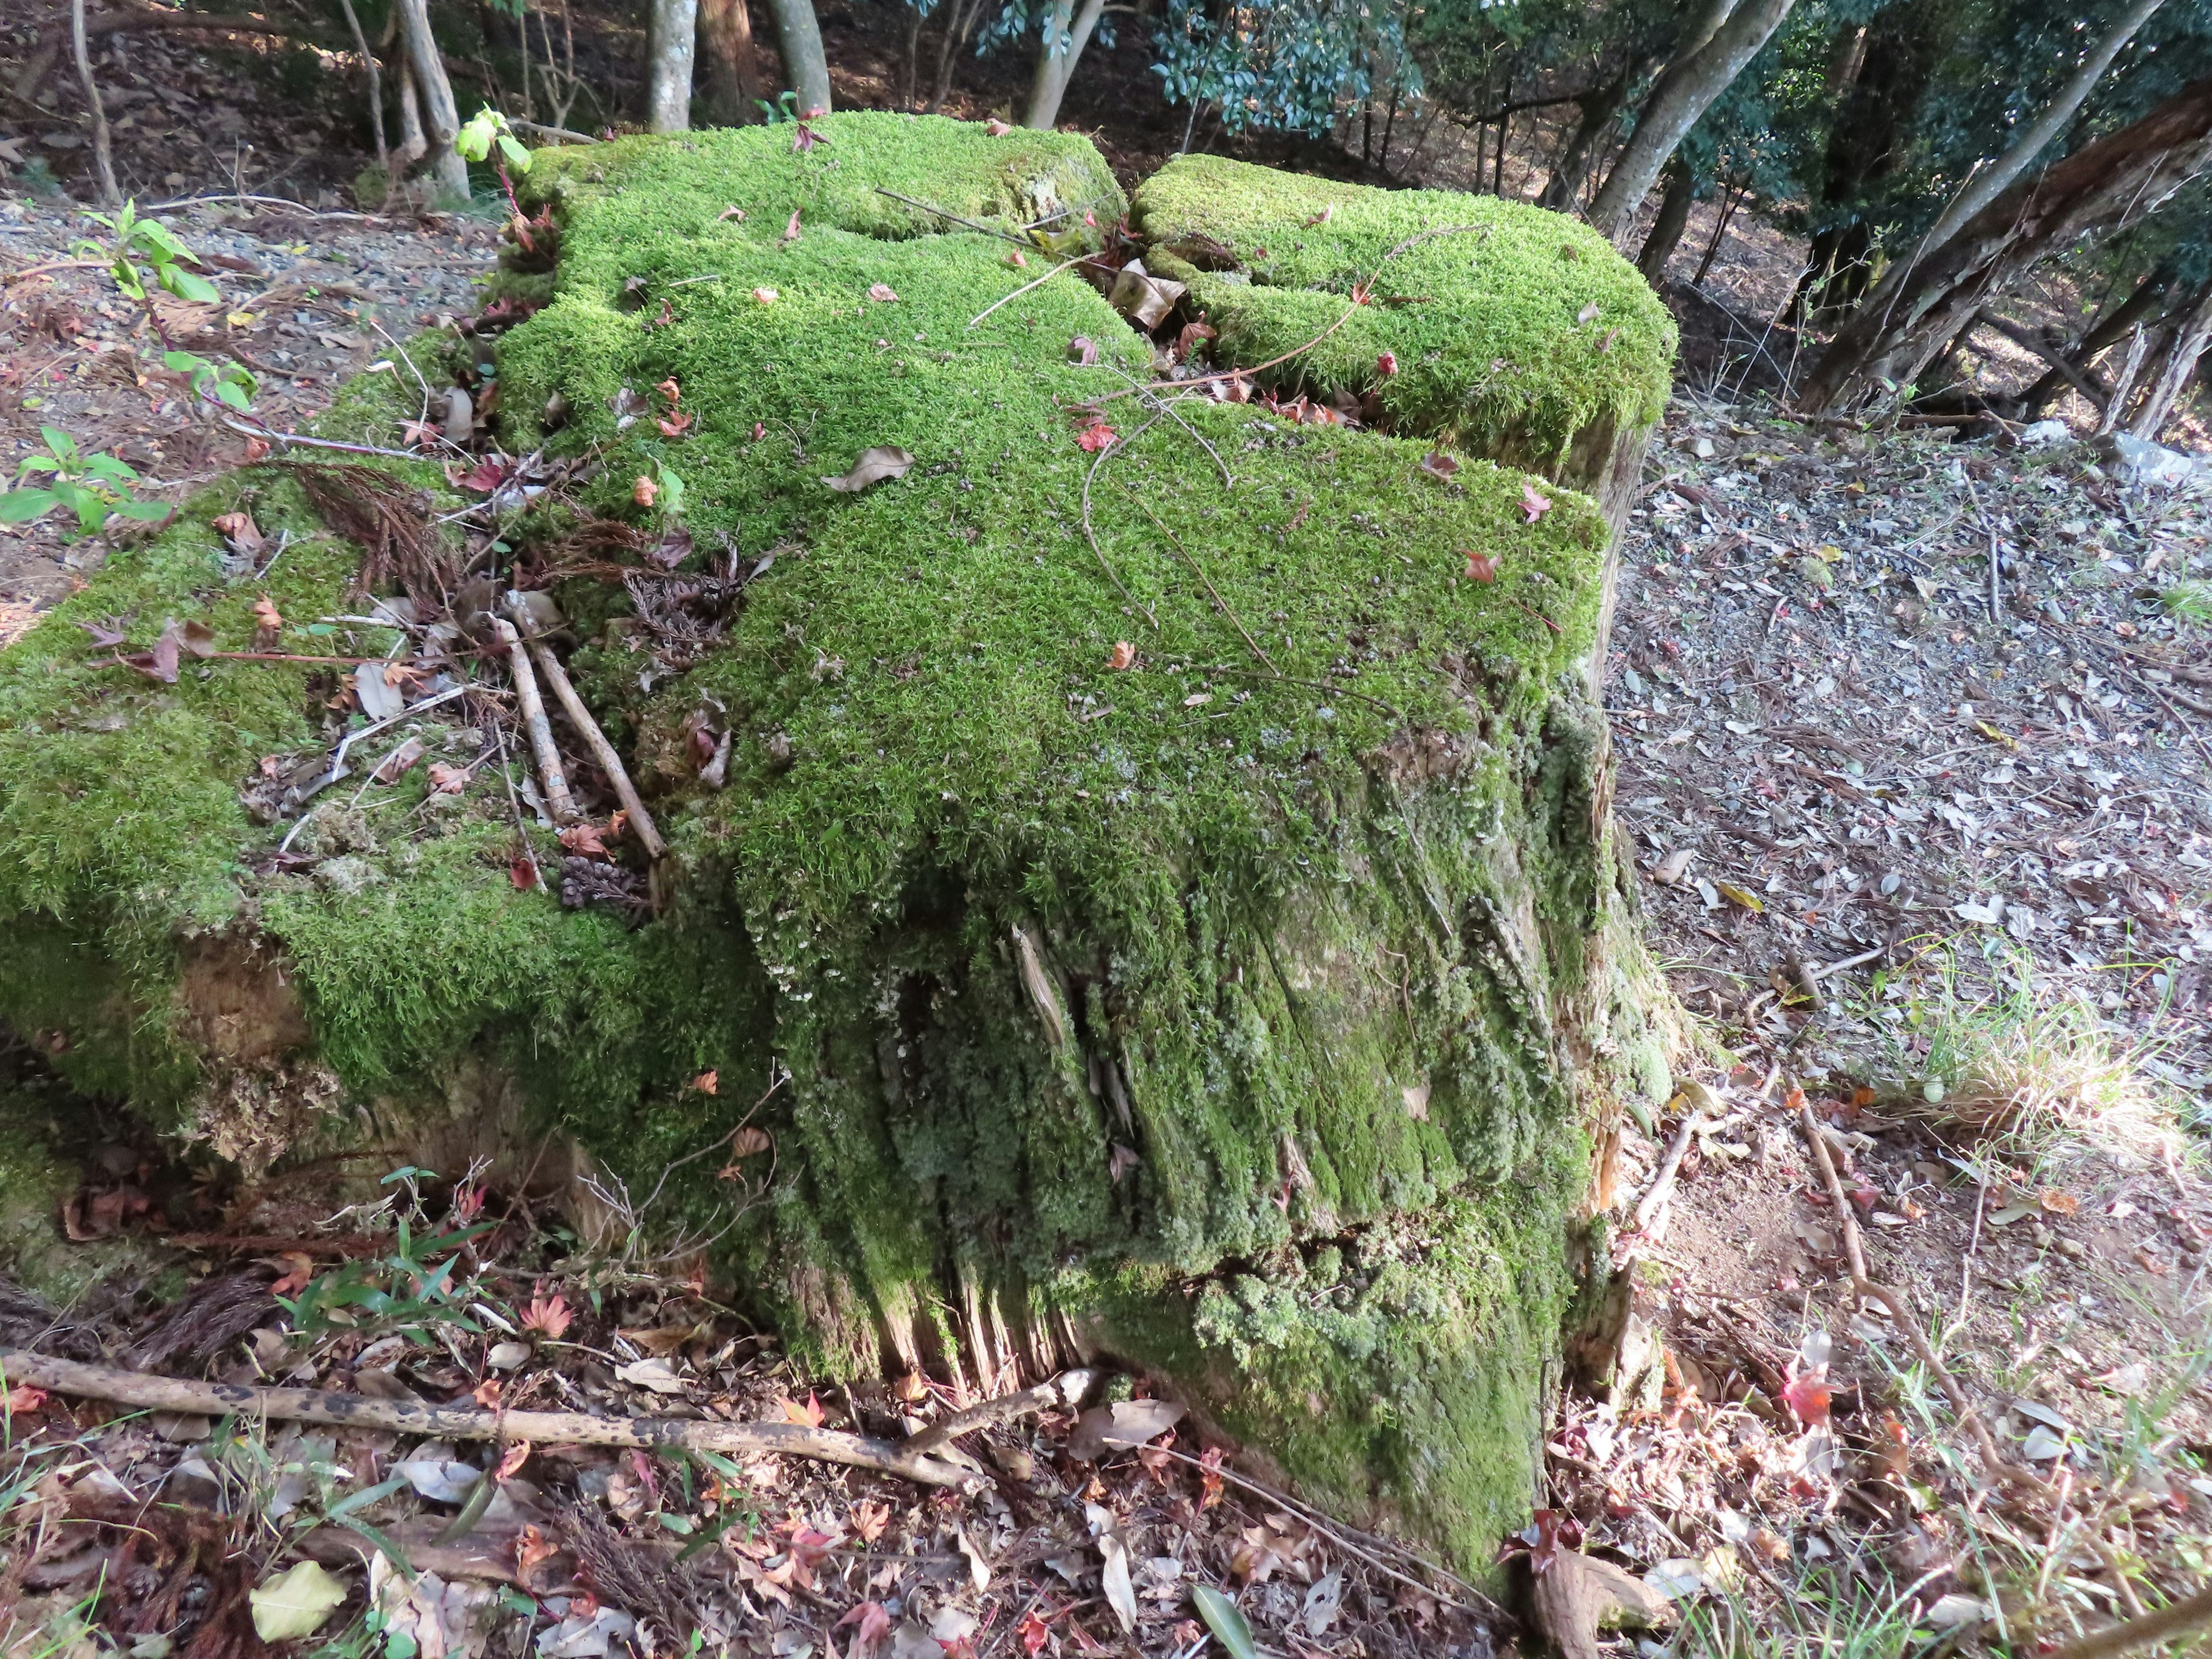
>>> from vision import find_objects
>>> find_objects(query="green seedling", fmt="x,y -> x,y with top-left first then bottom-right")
74,199 -> 219,305
164,349 -> 260,414
1,425 -> 172,537
456,105 -> 533,175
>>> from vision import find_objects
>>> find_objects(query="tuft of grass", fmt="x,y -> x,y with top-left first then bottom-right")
2160,577 -> 2212,622
1858,941 -> 2183,1168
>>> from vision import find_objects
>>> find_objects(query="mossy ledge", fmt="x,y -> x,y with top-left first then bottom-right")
0,115 -> 1679,1571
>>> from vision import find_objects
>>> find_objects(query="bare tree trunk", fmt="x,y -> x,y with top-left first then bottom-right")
2127,284 -> 2212,437
1588,0 -> 1799,243
1022,0 -> 1107,129
698,0 -> 762,122
1914,0 -> 2165,266
395,0 -> 471,202
762,0 -> 830,115
335,0 -> 389,174
1637,156 -> 1696,283
1802,78 -> 2212,414
1537,74 -> 1633,211
647,0 -> 700,131
70,0 -> 120,206
928,0 -> 985,111
2099,324 -> 2151,435
1691,179 -> 1743,285
2018,262 -> 2173,412
396,59 -> 429,166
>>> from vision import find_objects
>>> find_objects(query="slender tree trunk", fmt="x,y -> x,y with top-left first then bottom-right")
647,0 -> 700,131
1637,156 -> 1696,283
697,0 -> 760,122
1021,0 -> 1106,129
1588,0 -> 1798,243
928,0 -> 984,111
763,0 -> 831,116
1914,0 -> 2166,266
396,59 -> 429,166
70,0 -> 120,206
1539,73 -> 1632,211
1802,78 -> 2212,414
335,0 -> 389,175
2019,262 -> 2173,412
1495,108 -> 1509,194
2126,283 -> 2212,438
2098,324 -> 2151,435
1692,179 -> 1744,285
395,0 -> 471,202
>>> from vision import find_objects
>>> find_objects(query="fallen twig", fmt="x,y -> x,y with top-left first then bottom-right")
2042,1584 -> 2212,1659
1123,488 -> 1277,675
493,609 -> 579,824
968,253 -> 1099,329
515,602 -> 666,859
1631,1093 -> 1706,1236
903,1368 -> 1097,1455
1795,1100 -> 2048,1493
219,414 -> 430,462
873,188 -> 1031,248
0,1350 -> 982,1489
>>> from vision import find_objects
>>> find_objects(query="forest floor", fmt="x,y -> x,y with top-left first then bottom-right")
5,20 -> 2212,1659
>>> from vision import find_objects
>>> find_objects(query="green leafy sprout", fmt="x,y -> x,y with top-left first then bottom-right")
1,425 -> 172,537
73,200 -> 219,305
456,105 -> 533,175
164,349 -> 260,414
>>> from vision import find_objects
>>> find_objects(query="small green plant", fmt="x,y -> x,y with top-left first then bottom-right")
755,90 -> 802,124
2161,578 -> 2211,622
276,1168 -> 495,1343
74,200 -> 219,304
164,349 -> 259,414
456,105 -> 533,175
1,425 -> 173,537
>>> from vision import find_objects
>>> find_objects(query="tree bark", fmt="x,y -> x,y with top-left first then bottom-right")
1022,0 -> 1109,130
1912,0 -> 2166,267
762,0 -> 830,116
395,59 -> 429,166
1587,0 -> 1800,244
70,0 -> 120,207
698,0 -> 762,123
2126,281 -> 2212,437
1801,78 -> 2212,414
2018,261 -> 2173,412
395,0 -> 471,202
1537,73 -> 1634,211
927,0 -> 987,111
336,0 -> 389,175
1637,156 -> 1696,283
646,0 -> 700,131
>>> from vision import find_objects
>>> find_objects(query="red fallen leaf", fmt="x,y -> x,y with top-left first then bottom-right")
656,377 -> 681,404
985,118 -> 1013,136
1513,1508 -> 1573,1573
559,823 -> 610,857
1420,452 -> 1459,480
1067,1622 -> 1111,1656
835,1601 -> 894,1654
792,119 -> 821,151
3,1385 -> 48,1415
119,621 -> 184,684
1174,320 -> 1215,361
74,616 -> 127,649
1849,1181 -> 1879,1217
609,809 -> 630,842
427,762 -> 469,793
1464,550 -> 1498,583
1005,249 -> 1029,268
270,1251 -> 316,1297
242,435 -> 271,463
1520,480 -> 1552,522
510,853 -> 540,891
1304,203 -> 1335,226
1376,350 -> 1399,377
1106,641 -> 1135,671
1782,1368 -> 1832,1428
1069,334 -> 1100,365
647,298 -> 675,329
1016,1608 -> 1050,1656
1076,423 -> 1116,453
1785,1085 -> 1807,1112
494,1439 -> 532,1481
658,411 -> 694,437
781,1392 -> 827,1428
516,1525 -> 560,1582
633,474 -> 659,508
472,1377 -> 503,1408
400,418 -> 439,449
868,283 -> 899,303
752,421 -> 768,441
781,208 -> 803,247
452,456 -> 510,493
690,1069 -> 719,1094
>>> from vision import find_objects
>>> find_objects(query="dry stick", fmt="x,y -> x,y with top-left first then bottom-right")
1124,490 -> 1277,675
873,188 -> 1031,248
70,0 -> 119,206
1966,478 -> 2003,625
510,116 -> 599,143
968,253 -> 1097,329
1146,1444 -> 1506,1622
335,0 -> 388,176
1795,1102 -> 2048,1494
2043,1584 -> 2212,1659
0,1350 -> 979,1489
488,710 -> 543,890
218,414 -> 434,463
512,603 -> 666,859
1080,411 -> 1165,628
902,1368 -> 1097,1455
1630,1099 -> 1706,1236
491,615 -> 579,824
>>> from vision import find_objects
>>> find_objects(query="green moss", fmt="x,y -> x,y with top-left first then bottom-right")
0,118 -> 1679,1567
1132,153 -> 1676,464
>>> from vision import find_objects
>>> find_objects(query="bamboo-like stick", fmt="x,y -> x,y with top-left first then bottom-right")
0,1349 -> 980,1490
511,599 -> 666,859
491,613 -> 578,824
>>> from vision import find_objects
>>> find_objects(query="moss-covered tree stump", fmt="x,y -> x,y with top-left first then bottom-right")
0,118 -> 1677,1570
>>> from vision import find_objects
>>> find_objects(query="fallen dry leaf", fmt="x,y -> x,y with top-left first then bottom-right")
559,823 -> 610,857
632,474 -> 658,508
1421,452 -> 1460,480
1464,549 -> 1498,582
868,283 -> 899,302
1107,641 -> 1136,671
781,1392 -> 827,1428
1521,480 -> 1553,522
821,446 -> 915,492
690,1069 -> 719,1094
212,509 -> 264,552
1077,423 -> 1117,453
781,208 -> 803,247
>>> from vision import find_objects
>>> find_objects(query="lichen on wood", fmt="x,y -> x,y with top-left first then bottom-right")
0,114 -> 1680,1574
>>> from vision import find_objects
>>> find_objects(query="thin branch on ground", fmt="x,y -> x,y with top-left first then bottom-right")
968,253 -> 1099,329
494,607 -> 579,823
903,1368 -> 1097,1455
1123,487 -> 1277,674
0,1350 -> 983,1488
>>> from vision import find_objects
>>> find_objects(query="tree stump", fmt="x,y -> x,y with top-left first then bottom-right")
0,117 -> 1679,1573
